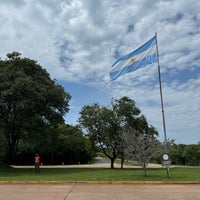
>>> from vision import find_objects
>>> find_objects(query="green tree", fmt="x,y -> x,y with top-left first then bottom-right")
78,97 -> 154,168
79,103 -> 118,168
0,52 -> 71,163
170,143 -> 200,166
111,97 -> 148,168
56,124 -> 94,164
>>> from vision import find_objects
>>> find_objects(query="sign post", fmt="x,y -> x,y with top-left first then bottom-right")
162,153 -> 171,178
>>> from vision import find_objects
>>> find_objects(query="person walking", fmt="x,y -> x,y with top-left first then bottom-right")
34,153 -> 40,173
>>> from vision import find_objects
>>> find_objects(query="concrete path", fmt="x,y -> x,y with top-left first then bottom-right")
10,157 -> 162,169
0,183 -> 200,200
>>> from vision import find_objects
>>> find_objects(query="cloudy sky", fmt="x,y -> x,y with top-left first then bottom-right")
1,0 -> 200,144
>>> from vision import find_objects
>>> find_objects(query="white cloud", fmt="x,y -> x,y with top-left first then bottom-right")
0,0 -> 200,143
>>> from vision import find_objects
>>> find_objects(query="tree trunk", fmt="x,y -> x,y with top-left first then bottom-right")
110,157 -> 115,168
143,163 -> 147,176
120,158 -> 124,169
6,140 -> 18,164
5,130 -> 19,164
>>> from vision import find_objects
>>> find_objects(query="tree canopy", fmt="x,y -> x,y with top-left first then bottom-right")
79,96 -> 158,169
0,52 -> 71,163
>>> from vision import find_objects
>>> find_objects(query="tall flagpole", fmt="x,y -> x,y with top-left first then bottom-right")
155,32 -> 168,150
155,32 -> 170,178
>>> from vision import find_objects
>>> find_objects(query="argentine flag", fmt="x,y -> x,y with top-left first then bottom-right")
110,36 -> 158,81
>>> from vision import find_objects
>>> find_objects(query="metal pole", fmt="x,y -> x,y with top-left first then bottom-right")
155,32 -> 168,147
155,32 -> 169,178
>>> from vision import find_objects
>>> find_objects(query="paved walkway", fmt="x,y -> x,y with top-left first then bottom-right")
0,183 -> 200,200
10,157 -> 162,169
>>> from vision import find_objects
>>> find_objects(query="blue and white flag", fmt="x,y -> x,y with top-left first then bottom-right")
110,36 -> 158,81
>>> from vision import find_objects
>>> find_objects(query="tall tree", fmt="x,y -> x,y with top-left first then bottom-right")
0,52 -> 71,163
78,103 -> 118,168
111,97 -> 148,168
78,97 -> 151,168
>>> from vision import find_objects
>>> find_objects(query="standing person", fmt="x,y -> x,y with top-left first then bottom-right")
34,153 -> 40,173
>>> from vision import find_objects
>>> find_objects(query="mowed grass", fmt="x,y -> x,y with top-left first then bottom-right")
0,166 -> 200,182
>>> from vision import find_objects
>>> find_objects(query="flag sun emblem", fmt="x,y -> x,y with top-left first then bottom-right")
129,57 -> 135,63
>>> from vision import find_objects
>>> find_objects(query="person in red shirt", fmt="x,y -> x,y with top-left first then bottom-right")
34,153 -> 40,173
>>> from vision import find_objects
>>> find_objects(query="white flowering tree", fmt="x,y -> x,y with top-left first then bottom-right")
122,127 -> 158,176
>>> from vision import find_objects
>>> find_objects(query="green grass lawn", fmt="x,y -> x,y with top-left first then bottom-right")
0,166 -> 200,182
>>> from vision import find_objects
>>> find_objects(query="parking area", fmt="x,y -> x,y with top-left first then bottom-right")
0,183 -> 200,200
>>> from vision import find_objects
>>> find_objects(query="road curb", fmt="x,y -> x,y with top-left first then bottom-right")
0,181 -> 200,184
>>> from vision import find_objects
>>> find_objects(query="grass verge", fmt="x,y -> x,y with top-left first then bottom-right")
0,166 -> 200,183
